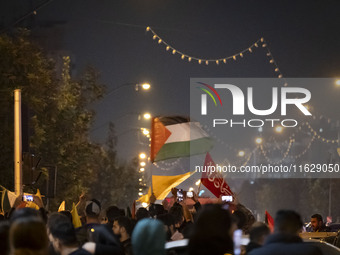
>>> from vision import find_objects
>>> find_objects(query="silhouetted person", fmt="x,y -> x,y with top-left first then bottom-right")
77,199 -> 102,244
249,210 -> 322,255
132,218 -> 166,255
112,216 -> 133,255
49,214 -> 91,255
10,216 -> 49,255
135,208 -> 150,222
188,204 -> 234,255
0,221 -> 10,255
245,222 -> 270,254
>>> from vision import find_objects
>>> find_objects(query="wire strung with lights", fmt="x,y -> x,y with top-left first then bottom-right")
259,136 -> 295,164
145,26 -> 286,80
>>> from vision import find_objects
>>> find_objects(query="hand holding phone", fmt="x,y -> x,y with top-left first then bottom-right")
176,189 -> 184,202
222,195 -> 233,202
186,191 -> 193,198
22,195 -> 34,202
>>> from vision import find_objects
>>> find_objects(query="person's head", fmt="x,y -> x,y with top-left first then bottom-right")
59,210 -> 73,223
106,206 -> 124,228
249,222 -> 270,245
10,216 -> 49,255
149,204 -> 165,218
232,210 -> 247,230
48,214 -> 78,252
274,210 -> 303,235
310,214 -> 323,232
188,204 -> 233,255
169,205 -> 184,228
157,213 -> 176,241
135,207 -> 150,222
0,221 -> 10,255
132,218 -> 166,255
10,208 -> 41,224
113,216 -> 133,241
85,199 -> 101,222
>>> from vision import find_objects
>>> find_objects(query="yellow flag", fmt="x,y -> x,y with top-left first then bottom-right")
71,202 -> 82,228
58,201 -> 65,212
152,172 -> 193,200
137,187 -> 152,203
26,201 -> 39,210
35,189 -> 43,200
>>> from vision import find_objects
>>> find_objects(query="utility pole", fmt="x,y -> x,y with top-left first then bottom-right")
14,89 -> 22,196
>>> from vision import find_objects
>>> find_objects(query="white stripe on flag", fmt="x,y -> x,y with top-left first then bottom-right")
165,122 -> 209,143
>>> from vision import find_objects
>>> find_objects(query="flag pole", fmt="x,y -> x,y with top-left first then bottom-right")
150,117 -> 155,195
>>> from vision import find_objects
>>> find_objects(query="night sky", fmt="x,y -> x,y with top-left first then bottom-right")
3,1 -> 340,185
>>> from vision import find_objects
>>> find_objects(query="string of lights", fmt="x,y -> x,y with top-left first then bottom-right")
145,26 -> 286,80
146,26 -> 262,65
287,134 -> 316,160
260,137 -> 294,164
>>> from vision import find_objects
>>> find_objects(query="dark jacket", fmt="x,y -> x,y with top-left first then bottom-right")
248,233 -> 322,255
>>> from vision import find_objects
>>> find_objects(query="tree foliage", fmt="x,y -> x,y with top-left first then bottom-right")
0,31 -> 139,211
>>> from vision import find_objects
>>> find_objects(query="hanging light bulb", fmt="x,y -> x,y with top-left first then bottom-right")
233,55 -> 236,60
275,68 -> 279,72
172,49 -> 176,54
278,74 -> 283,78
262,43 -> 267,47
240,53 -> 243,58
249,48 -> 252,52
181,55 -> 185,59
158,39 -> 162,44
152,35 -> 157,40
146,26 -> 150,31
270,59 -> 274,63
266,52 -> 271,56
223,59 -> 227,63
254,43 -> 258,47
188,57 -> 192,62
261,37 -> 264,42
216,60 -> 219,65
205,60 -> 209,65
198,59 -> 202,64
166,46 -> 170,51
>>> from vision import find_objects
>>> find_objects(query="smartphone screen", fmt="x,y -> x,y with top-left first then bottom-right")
222,195 -> 233,202
23,195 -> 33,202
177,189 -> 184,202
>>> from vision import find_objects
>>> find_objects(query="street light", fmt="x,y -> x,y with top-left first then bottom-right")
106,82 -> 151,96
141,128 -> 150,136
275,126 -> 283,133
238,150 -> 245,157
255,137 -> 263,145
335,79 -> 340,87
140,83 -> 151,90
143,113 -> 151,120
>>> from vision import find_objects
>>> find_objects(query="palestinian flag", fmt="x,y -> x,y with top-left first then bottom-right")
150,116 -> 213,162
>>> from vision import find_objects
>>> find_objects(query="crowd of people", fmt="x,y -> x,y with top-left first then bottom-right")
0,189 -> 334,255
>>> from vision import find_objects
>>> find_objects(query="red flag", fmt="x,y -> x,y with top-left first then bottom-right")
201,153 -> 234,198
265,210 -> 274,233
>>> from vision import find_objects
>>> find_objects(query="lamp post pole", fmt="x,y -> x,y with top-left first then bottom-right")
14,89 -> 23,196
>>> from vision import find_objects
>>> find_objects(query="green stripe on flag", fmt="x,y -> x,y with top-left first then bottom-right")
154,137 -> 213,162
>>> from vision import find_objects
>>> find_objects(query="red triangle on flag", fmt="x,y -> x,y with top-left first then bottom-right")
150,118 -> 172,162
265,210 -> 275,233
